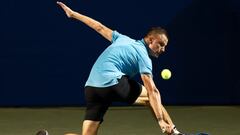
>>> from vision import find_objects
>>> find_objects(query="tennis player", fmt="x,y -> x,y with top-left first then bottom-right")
57,1 -> 184,135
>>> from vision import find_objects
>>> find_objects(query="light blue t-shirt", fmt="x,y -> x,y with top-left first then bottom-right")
85,31 -> 152,87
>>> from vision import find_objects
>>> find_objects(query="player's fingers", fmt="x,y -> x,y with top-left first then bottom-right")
56,1 -> 62,6
56,1 -> 63,5
57,1 -> 66,8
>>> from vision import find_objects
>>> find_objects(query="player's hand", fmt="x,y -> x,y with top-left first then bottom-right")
57,1 -> 74,18
158,120 -> 172,134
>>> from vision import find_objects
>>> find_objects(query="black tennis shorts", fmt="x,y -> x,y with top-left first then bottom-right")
84,76 -> 142,122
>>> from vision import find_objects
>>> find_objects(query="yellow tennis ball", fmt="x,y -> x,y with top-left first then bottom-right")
161,69 -> 171,80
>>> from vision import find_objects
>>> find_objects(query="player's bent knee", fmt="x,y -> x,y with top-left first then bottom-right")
134,97 -> 149,105
139,85 -> 148,97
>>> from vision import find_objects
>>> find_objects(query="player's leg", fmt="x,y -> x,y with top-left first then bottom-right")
82,120 -> 100,135
118,78 -> 183,134
134,86 -> 174,127
134,85 -> 184,135
133,85 -> 149,105
84,86 -> 111,135
82,103 -> 109,135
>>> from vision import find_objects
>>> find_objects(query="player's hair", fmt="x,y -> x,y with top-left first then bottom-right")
144,27 -> 168,38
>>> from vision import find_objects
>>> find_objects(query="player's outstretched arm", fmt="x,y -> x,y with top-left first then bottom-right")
141,74 -> 172,134
56,1 -> 113,42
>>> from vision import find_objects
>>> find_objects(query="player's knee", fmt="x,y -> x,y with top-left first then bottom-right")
82,120 -> 100,135
134,97 -> 149,105
140,86 -> 148,97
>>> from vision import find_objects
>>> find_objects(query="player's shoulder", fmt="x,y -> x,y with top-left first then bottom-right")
112,30 -> 136,42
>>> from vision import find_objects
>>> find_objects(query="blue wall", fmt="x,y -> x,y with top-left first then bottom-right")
0,0 -> 239,106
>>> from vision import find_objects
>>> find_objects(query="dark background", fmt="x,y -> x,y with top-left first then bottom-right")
0,0 -> 239,106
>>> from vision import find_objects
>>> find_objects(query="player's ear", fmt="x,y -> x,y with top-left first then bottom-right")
148,36 -> 154,44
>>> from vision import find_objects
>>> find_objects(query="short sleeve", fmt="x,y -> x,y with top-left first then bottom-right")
138,56 -> 152,75
111,31 -> 121,43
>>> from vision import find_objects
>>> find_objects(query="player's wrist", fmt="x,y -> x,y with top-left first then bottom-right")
157,116 -> 163,122
157,118 -> 162,123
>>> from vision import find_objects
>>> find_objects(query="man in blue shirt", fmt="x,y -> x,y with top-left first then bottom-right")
57,1 -> 183,135
85,30 -> 153,87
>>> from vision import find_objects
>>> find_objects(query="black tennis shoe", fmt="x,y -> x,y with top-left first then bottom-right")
36,130 -> 49,135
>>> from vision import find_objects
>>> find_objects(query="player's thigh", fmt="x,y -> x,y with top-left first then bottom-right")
113,76 -> 143,104
84,86 -> 112,123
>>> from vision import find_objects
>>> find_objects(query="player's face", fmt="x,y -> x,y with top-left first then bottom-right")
149,34 -> 168,58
